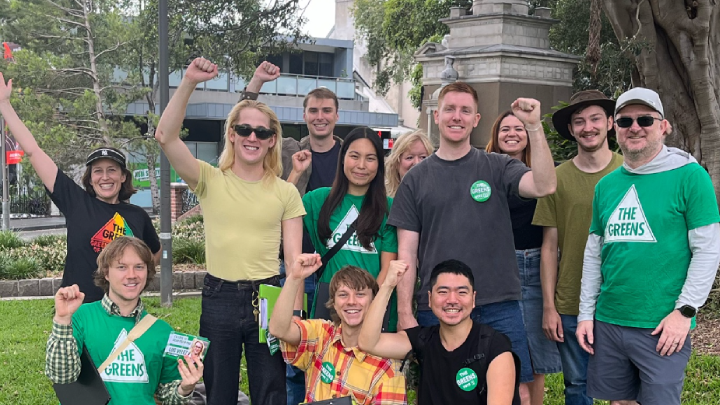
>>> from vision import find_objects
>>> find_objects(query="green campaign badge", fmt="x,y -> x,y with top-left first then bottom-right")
456,367 -> 478,391
470,181 -> 491,202
266,330 -> 280,356
320,361 -> 336,384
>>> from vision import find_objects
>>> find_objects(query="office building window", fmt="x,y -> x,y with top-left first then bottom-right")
289,52 -> 303,75
319,53 -> 334,77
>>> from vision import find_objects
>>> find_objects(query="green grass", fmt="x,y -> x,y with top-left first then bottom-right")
2,297 -> 720,404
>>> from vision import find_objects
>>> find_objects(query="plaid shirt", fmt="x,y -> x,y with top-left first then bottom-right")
281,319 -> 406,405
45,295 -> 189,404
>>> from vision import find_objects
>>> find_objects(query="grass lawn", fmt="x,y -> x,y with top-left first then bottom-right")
2,297 -> 720,404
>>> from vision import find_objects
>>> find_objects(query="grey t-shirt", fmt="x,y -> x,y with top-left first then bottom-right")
388,148 -> 530,309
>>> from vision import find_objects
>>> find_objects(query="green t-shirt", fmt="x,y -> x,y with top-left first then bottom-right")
532,153 -> 623,315
71,301 -> 181,404
589,163 -> 720,328
303,188 -> 398,328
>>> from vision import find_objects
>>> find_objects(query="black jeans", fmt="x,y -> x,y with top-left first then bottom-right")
200,274 -> 286,405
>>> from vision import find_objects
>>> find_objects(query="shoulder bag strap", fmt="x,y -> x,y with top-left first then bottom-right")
316,220 -> 357,281
97,314 -> 158,374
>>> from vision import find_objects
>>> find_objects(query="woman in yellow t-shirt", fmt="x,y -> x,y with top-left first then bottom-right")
155,57 -> 305,405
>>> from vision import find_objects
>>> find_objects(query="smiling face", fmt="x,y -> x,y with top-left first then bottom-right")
428,273 -> 476,327
90,159 -> 126,204
398,140 -> 430,179
615,104 -> 667,165
304,96 -> 339,140
343,138 -> 379,196
434,91 -> 481,145
230,107 -> 277,168
569,105 -> 612,153
333,284 -> 373,328
105,246 -> 148,305
191,341 -> 204,357
496,115 -> 528,158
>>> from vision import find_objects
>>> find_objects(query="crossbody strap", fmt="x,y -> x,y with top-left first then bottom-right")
97,314 -> 158,374
316,220 -> 357,281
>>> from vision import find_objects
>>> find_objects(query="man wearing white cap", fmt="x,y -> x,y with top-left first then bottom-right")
575,87 -> 720,405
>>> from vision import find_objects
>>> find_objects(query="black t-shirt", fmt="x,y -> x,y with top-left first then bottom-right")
49,170 -> 161,303
508,196 -> 543,250
405,321 -> 520,405
303,141 -> 341,253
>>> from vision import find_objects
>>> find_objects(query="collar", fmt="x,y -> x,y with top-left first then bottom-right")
330,323 -> 368,362
101,294 -> 145,324
299,135 -> 343,150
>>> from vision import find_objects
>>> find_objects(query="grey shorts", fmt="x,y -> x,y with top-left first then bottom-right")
587,320 -> 691,405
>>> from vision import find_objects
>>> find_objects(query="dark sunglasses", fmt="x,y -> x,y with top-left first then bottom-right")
615,116 -> 661,128
233,124 -> 275,140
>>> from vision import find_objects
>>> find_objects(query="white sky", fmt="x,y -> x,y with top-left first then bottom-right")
300,0 -> 336,38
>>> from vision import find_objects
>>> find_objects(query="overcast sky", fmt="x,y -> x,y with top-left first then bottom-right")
301,0 -> 336,38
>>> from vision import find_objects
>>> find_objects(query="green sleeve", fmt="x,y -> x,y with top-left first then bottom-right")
588,186 -> 603,236
302,191 -> 317,243
684,165 -> 720,230
380,198 -> 398,253
532,192 -> 557,227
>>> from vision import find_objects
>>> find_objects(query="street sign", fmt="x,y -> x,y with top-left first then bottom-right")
6,150 -> 23,164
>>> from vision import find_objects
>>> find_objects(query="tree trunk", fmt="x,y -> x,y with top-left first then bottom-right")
82,0 -> 112,145
602,0 -> 720,200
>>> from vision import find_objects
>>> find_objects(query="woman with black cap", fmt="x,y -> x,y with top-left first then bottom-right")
0,73 -> 160,303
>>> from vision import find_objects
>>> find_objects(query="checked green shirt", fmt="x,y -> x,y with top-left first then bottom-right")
46,295 -> 190,404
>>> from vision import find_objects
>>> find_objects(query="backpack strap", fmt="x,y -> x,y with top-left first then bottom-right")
98,314 -> 157,374
462,327 -> 495,396
316,220 -> 357,281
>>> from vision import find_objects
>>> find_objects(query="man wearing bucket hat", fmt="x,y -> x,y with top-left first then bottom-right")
576,87 -> 720,405
533,90 -> 623,405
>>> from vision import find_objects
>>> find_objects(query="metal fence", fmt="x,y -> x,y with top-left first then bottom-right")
180,188 -> 199,215
1,192 -> 51,217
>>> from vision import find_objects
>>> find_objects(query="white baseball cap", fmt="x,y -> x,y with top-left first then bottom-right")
614,87 -> 664,118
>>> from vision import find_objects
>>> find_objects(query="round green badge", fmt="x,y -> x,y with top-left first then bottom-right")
470,180 -> 491,202
456,367 -> 478,391
320,362 -> 336,384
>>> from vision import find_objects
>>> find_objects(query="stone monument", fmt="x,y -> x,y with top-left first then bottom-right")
417,1 -> 579,147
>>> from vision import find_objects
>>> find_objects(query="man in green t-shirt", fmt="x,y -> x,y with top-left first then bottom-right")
533,90 -> 622,405
576,88 -> 720,405
46,237 -> 203,404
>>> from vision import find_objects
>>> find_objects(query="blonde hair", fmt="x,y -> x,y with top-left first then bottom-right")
385,130 -> 434,197
218,100 -> 283,181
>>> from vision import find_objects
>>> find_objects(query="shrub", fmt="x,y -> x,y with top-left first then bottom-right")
173,238 -> 206,264
0,231 -> 25,250
32,234 -> 67,247
0,255 -> 42,280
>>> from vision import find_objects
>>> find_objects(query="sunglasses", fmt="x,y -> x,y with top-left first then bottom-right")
233,124 -> 275,140
615,116 -> 661,128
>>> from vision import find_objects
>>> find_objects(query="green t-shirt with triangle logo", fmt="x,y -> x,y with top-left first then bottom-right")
589,163 -> 720,328
303,187 -> 398,326
71,301 -> 181,404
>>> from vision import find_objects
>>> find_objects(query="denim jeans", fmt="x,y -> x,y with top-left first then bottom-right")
279,261 -> 316,405
558,314 -> 593,405
200,274 -> 286,405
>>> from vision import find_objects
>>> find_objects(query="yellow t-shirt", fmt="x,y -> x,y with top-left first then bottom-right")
193,160 -> 305,281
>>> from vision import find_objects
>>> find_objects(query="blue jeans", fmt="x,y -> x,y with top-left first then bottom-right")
558,314 -> 593,405
517,249 -> 562,374
417,300 -> 534,383
200,274 -> 286,405
279,262 -> 316,405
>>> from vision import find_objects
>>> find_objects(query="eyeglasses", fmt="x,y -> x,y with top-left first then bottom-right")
615,116 -> 661,128
233,124 -> 275,140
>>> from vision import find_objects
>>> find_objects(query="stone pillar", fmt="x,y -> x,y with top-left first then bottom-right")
170,183 -> 188,222
415,0 -> 579,147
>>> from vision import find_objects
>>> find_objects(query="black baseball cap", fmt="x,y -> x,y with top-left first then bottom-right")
86,147 -> 127,169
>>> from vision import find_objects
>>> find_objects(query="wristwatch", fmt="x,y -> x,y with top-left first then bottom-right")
678,305 -> 697,318
293,310 -> 306,319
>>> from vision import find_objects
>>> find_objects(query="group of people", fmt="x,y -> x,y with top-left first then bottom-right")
0,51 -> 717,405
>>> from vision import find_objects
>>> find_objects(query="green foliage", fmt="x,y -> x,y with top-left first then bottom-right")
0,255 -> 42,280
409,63 -> 424,110
32,234 -> 67,248
0,231 -> 25,249
172,238 -> 206,265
